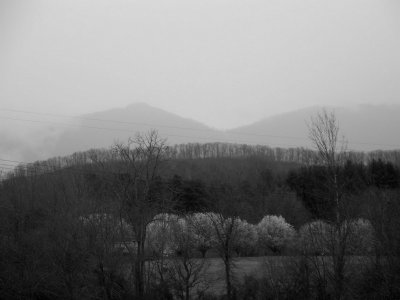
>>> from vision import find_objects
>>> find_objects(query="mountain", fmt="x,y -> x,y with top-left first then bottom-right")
50,103 -> 400,157
226,104 -> 400,151
2,103 -> 399,165
51,103 -> 225,157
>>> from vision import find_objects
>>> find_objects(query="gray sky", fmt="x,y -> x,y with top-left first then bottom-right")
1,0 -> 399,129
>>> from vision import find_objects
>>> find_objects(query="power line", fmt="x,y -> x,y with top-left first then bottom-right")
0,108 -> 223,134
0,108 -> 304,140
0,109 -> 306,141
1,109 -> 400,149
0,115 -> 304,148
2,108 -> 400,149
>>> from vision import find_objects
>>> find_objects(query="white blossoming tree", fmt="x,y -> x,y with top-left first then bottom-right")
257,215 -> 296,254
233,219 -> 258,257
188,213 -> 217,258
146,213 -> 179,257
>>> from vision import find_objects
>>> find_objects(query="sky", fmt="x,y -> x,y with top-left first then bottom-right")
1,0 -> 400,129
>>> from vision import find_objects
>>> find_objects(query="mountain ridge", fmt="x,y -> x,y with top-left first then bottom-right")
1,102 -> 399,164
227,104 -> 400,151
50,103 -> 224,157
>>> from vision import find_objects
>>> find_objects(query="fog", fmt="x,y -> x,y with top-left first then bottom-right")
1,0 -> 399,129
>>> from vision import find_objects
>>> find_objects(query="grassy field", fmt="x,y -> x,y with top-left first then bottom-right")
193,256 -> 296,296
192,256 -> 373,297
124,256 -> 373,297
140,256 -> 277,296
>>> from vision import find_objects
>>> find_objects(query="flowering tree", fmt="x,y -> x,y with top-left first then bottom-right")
257,215 -> 295,254
233,219 -> 258,257
146,213 -> 179,257
187,213 -> 217,258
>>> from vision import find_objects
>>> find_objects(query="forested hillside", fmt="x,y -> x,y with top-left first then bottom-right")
1,131 -> 400,299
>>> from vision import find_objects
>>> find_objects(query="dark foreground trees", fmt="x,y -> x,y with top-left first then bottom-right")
1,126 -> 400,299
306,109 -> 354,300
0,161 -> 130,299
90,130 -> 171,298
0,130 -> 172,299
285,109 -> 400,300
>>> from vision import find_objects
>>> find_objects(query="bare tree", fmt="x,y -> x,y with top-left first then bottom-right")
307,109 -> 353,299
92,130 -> 170,298
308,109 -> 347,222
80,211 -> 130,299
208,212 -> 240,300
167,217 -> 210,300
363,188 -> 400,299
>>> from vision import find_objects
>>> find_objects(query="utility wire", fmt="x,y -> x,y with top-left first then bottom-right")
1,108 -> 399,148
0,115 -> 305,148
0,108 -> 225,134
0,113 -> 306,141
0,108 -> 305,140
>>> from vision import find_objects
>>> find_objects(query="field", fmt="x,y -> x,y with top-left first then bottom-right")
199,257 -> 266,295
182,256 -> 373,297
122,253 -> 375,297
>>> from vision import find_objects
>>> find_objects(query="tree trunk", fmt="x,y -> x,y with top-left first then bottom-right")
225,255 -> 232,300
185,285 -> 190,300
200,249 -> 206,258
135,240 -> 145,298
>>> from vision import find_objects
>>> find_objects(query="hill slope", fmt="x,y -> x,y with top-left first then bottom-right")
51,103 -> 224,156
227,105 -> 400,151
2,103 -> 399,164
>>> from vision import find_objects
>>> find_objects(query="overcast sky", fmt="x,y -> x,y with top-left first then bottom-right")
1,0 -> 399,129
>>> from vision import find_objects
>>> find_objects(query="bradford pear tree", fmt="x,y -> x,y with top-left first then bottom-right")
233,219 -> 258,257
146,213 -> 179,258
187,213 -> 217,258
256,215 -> 295,254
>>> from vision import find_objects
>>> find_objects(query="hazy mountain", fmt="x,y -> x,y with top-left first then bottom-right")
226,104 -> 400,151
2,103 -> 399,166
0,118 -> 66,163
48,103 -> 400,157
51,103 -> 225,157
